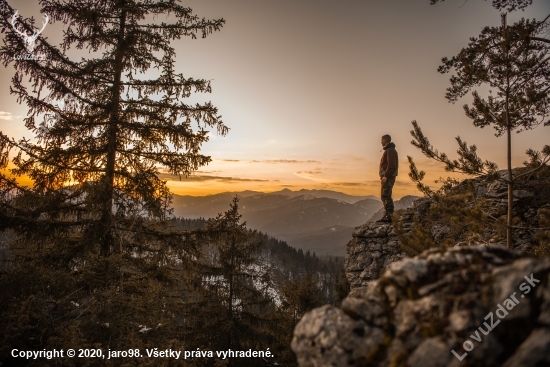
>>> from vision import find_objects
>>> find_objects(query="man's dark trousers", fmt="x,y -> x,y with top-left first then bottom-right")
381,177 -> 395,215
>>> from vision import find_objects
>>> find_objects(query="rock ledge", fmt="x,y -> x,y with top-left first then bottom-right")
293,245 -> 550,367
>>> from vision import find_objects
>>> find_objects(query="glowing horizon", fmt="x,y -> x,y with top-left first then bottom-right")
1,0 -> 548,200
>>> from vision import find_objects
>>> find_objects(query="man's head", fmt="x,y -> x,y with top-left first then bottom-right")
381,134 -> 391,147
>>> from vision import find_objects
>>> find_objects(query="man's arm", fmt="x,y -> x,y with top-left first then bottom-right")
384,149 -> 397,178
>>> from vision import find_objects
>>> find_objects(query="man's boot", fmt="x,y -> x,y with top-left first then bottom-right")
376,212 -> 392,223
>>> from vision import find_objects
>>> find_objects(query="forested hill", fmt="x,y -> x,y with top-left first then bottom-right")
169,217 -> 348,304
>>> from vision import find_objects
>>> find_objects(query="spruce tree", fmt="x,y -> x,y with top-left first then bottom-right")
183,197 -> 276,367
0,0 -> 226,362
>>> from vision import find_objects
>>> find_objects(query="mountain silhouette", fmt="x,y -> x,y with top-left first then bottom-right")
171,190 -> 388,255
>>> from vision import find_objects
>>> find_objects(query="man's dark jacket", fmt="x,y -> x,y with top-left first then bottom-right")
379,142 -> 398,178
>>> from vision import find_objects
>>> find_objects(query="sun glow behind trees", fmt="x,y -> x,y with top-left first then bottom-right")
2,0 -> 549,199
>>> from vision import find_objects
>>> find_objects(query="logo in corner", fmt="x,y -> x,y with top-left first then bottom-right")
11,11 -> 49,53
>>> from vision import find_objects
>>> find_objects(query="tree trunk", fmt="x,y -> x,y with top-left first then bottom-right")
100,6 -> 127,258
228,239 -> 234,349
503,13 -> 513,250
507,125 -> 513,249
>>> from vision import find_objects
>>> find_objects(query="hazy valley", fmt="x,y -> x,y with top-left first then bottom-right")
171,189 -> 418,256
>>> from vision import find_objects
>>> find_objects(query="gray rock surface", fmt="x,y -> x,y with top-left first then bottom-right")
344,222 -> 404,290
292,245 -> 550,367
344,197 -> 431,290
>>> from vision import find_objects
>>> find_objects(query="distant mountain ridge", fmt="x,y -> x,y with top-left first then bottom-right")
171,190 -> 381,222
172,189 -> 374,215
266,189 -> 379,204
171,190 -> 416,256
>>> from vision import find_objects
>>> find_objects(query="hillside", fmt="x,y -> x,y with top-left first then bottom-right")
171,190 -> 386,256
277,225 -> 355,257
242,195 -> 380,234
168,217 -> 346,303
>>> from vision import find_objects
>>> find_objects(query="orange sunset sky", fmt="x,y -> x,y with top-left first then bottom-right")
1,0 -> 549,199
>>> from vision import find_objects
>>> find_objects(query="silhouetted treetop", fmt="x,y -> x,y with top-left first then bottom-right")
430,0 -> 533,12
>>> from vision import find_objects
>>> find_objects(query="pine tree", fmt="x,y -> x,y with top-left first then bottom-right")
0,0 -> 226,362
408,14 -> 550,248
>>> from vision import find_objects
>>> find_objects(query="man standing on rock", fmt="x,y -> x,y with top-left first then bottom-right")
377,134 -> 398,223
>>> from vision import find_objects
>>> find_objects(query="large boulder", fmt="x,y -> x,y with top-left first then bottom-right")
292,245 -> 550,367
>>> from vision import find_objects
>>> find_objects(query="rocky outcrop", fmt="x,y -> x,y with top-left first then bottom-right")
345,198 -> 431,290
293,169 -> 550,366
344,222 -> 404,290
457,169 -> 549,252
292,245 -> 550,367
